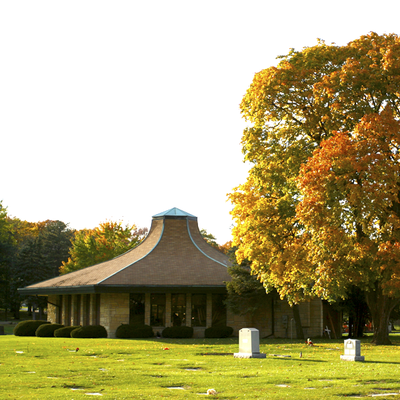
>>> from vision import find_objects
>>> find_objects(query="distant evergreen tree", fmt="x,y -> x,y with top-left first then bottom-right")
225,246 -> 304,339
0,201 -> 16,319
225,248 -> 271,316
11,220 -> 74,317
40,221 -> 75,278
200,229 -> 219,248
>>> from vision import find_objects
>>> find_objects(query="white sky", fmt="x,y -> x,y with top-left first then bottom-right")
1,1 -> 399,244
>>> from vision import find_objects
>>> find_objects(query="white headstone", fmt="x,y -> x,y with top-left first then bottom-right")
234,328 -> 266,359
340,339 -> 364,361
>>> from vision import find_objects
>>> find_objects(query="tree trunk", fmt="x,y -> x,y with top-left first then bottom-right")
354,301 -> 368,338
365,287 -> 400,345
348,315 -> 354,338
11,302 -> 20,319
292,304 -> 304,340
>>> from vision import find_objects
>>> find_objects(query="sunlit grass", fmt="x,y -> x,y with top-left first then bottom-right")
1,335 -> 400,399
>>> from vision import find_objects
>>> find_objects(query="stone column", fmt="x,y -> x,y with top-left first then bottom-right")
71,295 -> 78,326
79,295 -> 84,325
89,294 -> 98,325
81,294 -> 88,326
100,293 -> 129,338
62,295 -> 72,326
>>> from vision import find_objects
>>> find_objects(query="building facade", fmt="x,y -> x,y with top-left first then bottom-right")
19,208 -> 339,338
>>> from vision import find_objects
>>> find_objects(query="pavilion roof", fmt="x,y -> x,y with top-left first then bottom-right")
19,208 -> 231,295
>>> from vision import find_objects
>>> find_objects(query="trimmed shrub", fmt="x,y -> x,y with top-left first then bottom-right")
116,324 -> 154,339
54,326 -> 80,338
70,325 -> 108,338
204,326 -> 233,338
162,326 -> 193,338
36,323 -> 64,337
13,320 -> 50,337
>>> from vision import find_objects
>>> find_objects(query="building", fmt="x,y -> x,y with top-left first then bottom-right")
18,207 -> 340,338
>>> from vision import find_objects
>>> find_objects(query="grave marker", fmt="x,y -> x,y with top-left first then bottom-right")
340,339 -> 364,361
234,328 -> 266,358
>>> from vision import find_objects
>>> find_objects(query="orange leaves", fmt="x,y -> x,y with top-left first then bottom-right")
230,32 -> 400,304
298,109 -> 400,225
295,108 -> 400,296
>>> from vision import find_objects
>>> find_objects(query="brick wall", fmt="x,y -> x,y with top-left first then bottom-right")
99,293 -> 129,338
228,297 -> 324,339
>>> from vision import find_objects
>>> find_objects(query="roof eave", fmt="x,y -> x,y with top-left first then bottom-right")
18,284 -> 228,296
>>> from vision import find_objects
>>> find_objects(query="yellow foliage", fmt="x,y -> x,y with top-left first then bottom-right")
229,32 -> 400,305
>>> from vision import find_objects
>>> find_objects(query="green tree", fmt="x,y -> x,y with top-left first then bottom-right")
225,248 -> 271,316
61,221 -> 147,274
0,210 -> 76,318
39,220 -> 75,277
0,201 -> 16,319
200,229 -> 219,248
11,220 -> 74,317
228,32 -> 400,345
225,247 -> 304,339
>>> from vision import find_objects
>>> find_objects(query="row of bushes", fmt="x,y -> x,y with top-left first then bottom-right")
13,320 -> 107,338
14,320 -> 234,339
205,326 -> 233,338
116,324 -> 154,338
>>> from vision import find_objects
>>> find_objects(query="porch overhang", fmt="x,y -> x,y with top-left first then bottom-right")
18,284 -> 228,296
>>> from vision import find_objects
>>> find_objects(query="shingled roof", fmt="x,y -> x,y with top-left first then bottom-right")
19,208 -> 231,295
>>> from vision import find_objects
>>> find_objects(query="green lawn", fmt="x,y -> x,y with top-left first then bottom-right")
1,335 -> 400,399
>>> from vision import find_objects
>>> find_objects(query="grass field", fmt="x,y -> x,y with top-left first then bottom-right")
2,335 -> 400,399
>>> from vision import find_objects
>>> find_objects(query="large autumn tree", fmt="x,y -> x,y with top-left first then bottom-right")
297,110 -> 400,344
229,32 -> 400,345
60,221 -> 148,274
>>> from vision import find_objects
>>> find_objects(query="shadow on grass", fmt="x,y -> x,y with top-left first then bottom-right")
361,360 -> 400,365
269,358 -> 326,363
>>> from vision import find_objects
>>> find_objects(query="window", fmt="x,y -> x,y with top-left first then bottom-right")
212,294 -> 227,327
130,293 -> 145,325
171,293 -> 186,326
84,294 -> 90,326
57,295 -> 63,325
191,294 -> 206,327
150,294 -> 166,326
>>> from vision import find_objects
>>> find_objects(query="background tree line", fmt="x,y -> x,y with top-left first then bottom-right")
0,201 -> 148,319
0,204 -> 75,319
0,204 -> 228,320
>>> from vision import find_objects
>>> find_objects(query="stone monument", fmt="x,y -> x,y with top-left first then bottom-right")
340,339 -> 364,361
234,328 -> 266,358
